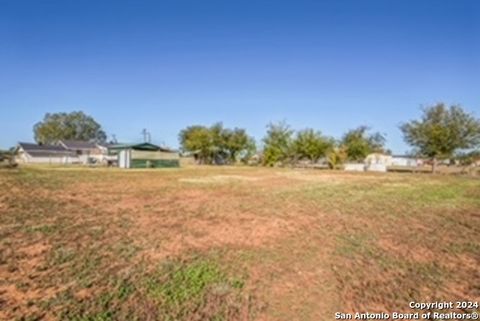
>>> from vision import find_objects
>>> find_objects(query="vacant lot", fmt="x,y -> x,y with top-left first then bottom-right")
0,166 -> 479,321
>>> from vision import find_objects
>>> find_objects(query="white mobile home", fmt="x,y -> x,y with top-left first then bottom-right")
390,155 -> 420,167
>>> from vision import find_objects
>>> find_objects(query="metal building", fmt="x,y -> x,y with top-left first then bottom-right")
111,143 -> 180,169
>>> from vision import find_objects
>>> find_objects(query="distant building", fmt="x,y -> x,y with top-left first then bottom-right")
15,142 -> 79,164
365,153 -> 392,166
345,153 -> 422,173
363,153 -> 390,172
364,153 -> 421,168
96,142 -> 116,155
96,142 -> 119,165
58,140 -> 104,164
390,155 -> 421,167
110,143 -> 180,169
14,141 -> 178,167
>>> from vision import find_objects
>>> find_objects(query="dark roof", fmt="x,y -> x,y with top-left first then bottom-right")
96,142 -> 117,149
19,142 -> 67,152
25,151 -> 76,157
18,142 -> 76,157
109,142 -> 177,153
60,140 -> 98,150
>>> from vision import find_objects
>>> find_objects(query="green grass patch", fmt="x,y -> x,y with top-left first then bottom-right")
50,256 -> 250,321
335,233 -> 377,259
145,257 -> 246,320
24,224 -> 60,235
49,246 -> 76,265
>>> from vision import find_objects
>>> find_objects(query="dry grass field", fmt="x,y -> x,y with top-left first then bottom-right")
0,166 -> 479,321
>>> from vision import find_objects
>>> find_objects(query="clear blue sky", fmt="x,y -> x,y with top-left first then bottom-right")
1,0 -> 479,153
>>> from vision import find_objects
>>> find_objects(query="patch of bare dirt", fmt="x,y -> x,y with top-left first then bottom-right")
179,175 -> 261,184
377,238 -> 436,263
132,189 -> 319,261
2,167 -> 479,321
0,241 -> 56,321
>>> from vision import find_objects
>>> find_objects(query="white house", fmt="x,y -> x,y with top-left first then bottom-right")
15,142 -> 80,164
58,140 -> 112,164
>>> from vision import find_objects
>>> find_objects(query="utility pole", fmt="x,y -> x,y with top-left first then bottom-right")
141,129 -> 151,143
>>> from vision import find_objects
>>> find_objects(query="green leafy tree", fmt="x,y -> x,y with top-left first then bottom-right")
341,126 -> 385,162
400,104 -> 480,172
456,150 -> 480,167
327,146 -> 348,169
179,125 -> 213,164
262,121 -> 294,166
293,129 -> 334,163
239,137 -> 257,164
179,123 -> 256,164
223,128 -> 256,163
34,111 -> 107,144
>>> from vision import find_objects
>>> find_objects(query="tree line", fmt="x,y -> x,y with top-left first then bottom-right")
178,103 -> 480,172
31,103 -> 480,172
178,123 -> 256,164
259,122 -> 386,168
178,121 -> 387,167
